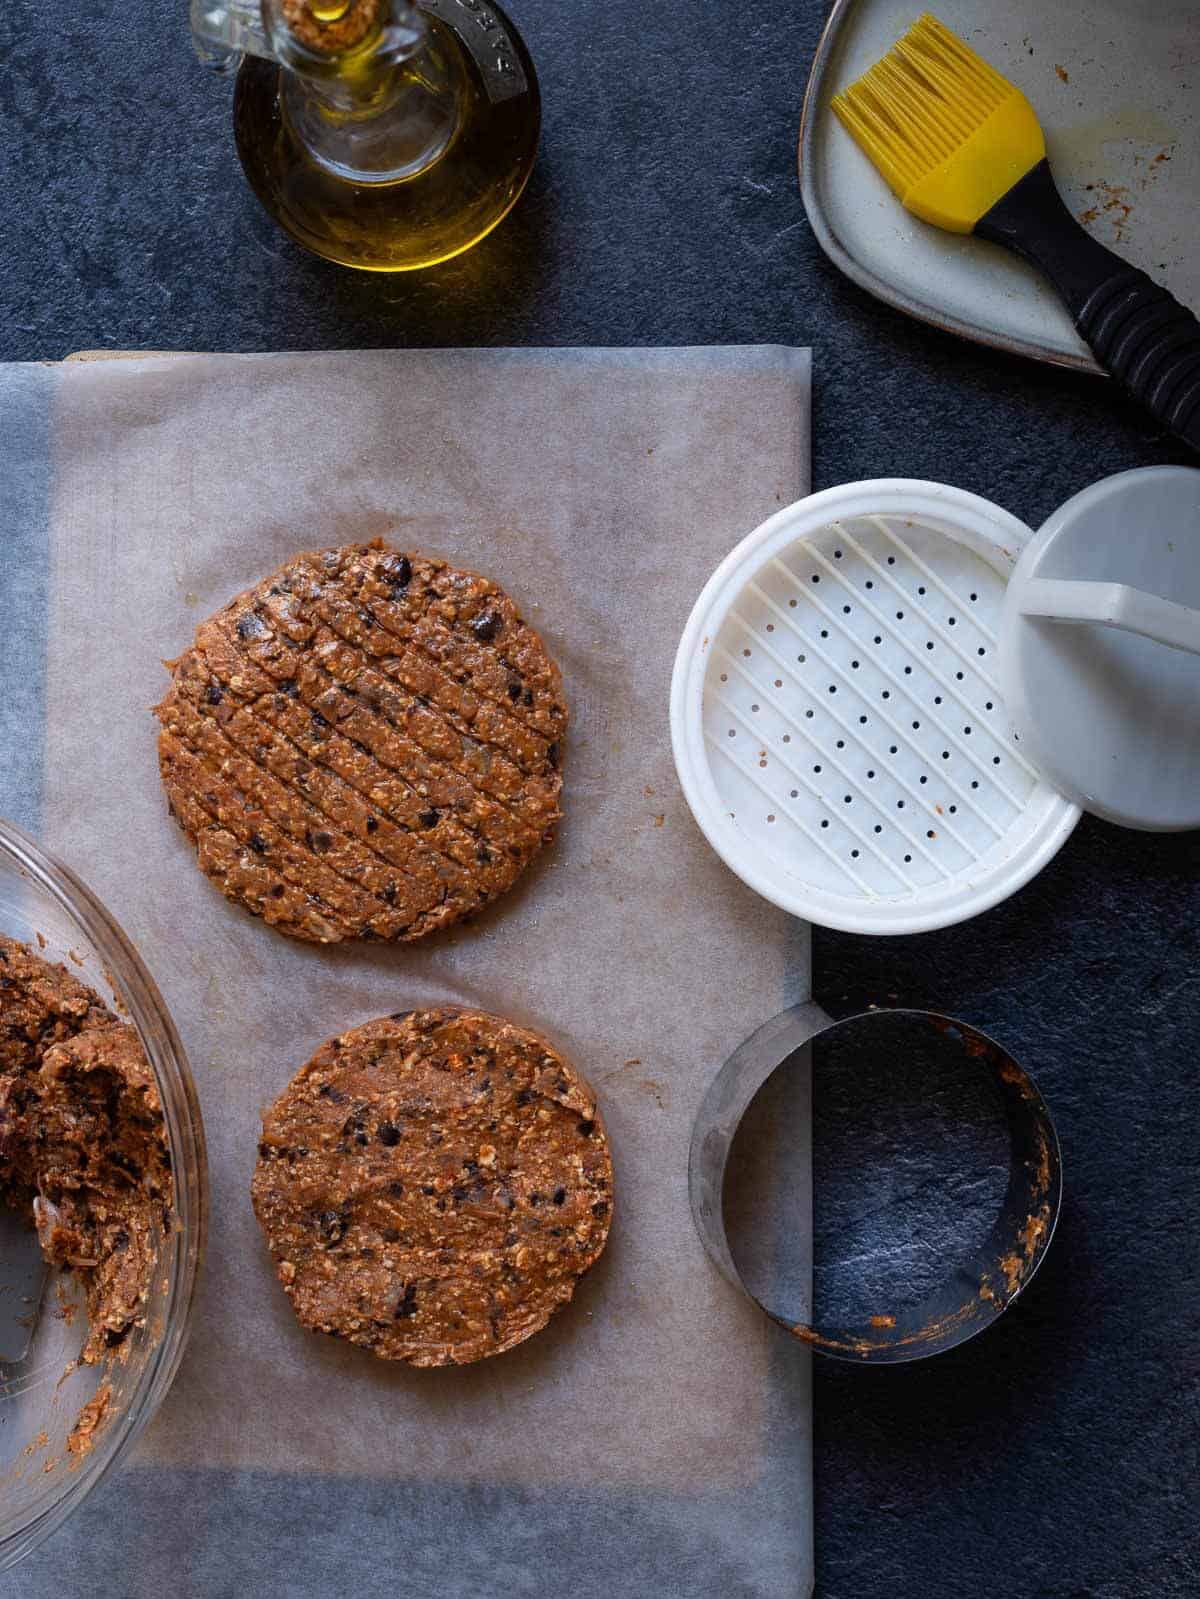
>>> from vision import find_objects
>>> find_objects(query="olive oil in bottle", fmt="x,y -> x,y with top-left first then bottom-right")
192,0 -> 540,271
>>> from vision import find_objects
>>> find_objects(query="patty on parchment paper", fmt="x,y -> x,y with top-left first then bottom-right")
154,542 -> 566,944
251,1008 -> 613,1366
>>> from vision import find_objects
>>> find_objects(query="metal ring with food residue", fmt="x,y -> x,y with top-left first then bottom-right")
688,1003 -> 1062,1363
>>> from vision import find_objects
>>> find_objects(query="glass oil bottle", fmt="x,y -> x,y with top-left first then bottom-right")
191,0 -> 540,271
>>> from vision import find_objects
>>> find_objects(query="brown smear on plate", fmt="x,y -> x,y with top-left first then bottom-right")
1078,153 -> 1176,246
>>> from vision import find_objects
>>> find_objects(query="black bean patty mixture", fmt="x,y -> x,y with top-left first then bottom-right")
252,1008 -> 613,1365
0,938 -> 172,1364
155,543 -> 567,944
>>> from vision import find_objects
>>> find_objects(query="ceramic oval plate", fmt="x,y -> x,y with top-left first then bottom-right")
800,0 -> 1199,374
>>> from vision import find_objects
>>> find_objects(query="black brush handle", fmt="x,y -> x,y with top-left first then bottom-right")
977,158 -> 1200,450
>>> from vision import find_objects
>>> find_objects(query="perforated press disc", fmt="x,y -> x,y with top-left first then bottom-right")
671,481 -> 1079,935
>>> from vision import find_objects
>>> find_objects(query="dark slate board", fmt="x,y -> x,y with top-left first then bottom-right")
1,0 -> 1197,1593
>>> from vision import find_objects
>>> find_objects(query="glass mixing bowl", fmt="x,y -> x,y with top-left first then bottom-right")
0,818 -> 207,1570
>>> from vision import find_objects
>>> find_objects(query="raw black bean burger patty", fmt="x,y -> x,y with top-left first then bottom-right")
155,542 -> 566,943
252,1008 -> 613,1365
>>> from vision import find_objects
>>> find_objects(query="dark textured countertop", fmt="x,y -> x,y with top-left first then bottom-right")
3,1 -> 1197,1594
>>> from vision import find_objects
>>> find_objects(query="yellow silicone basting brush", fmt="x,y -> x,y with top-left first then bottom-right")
832,14 -> 1200,449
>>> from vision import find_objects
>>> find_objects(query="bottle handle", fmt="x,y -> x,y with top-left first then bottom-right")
190,0 -> 425,74
190,0 -> 275,71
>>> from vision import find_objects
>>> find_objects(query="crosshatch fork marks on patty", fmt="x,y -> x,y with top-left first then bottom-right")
154,543 -> 567,943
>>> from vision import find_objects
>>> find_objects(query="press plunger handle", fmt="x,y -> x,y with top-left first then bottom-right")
1019,578 -> 1200,657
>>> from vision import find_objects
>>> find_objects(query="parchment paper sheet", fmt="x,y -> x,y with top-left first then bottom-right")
8,347 -> 813,1598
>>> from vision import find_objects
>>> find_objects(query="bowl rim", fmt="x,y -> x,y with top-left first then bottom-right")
0,816 -> 208,1570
